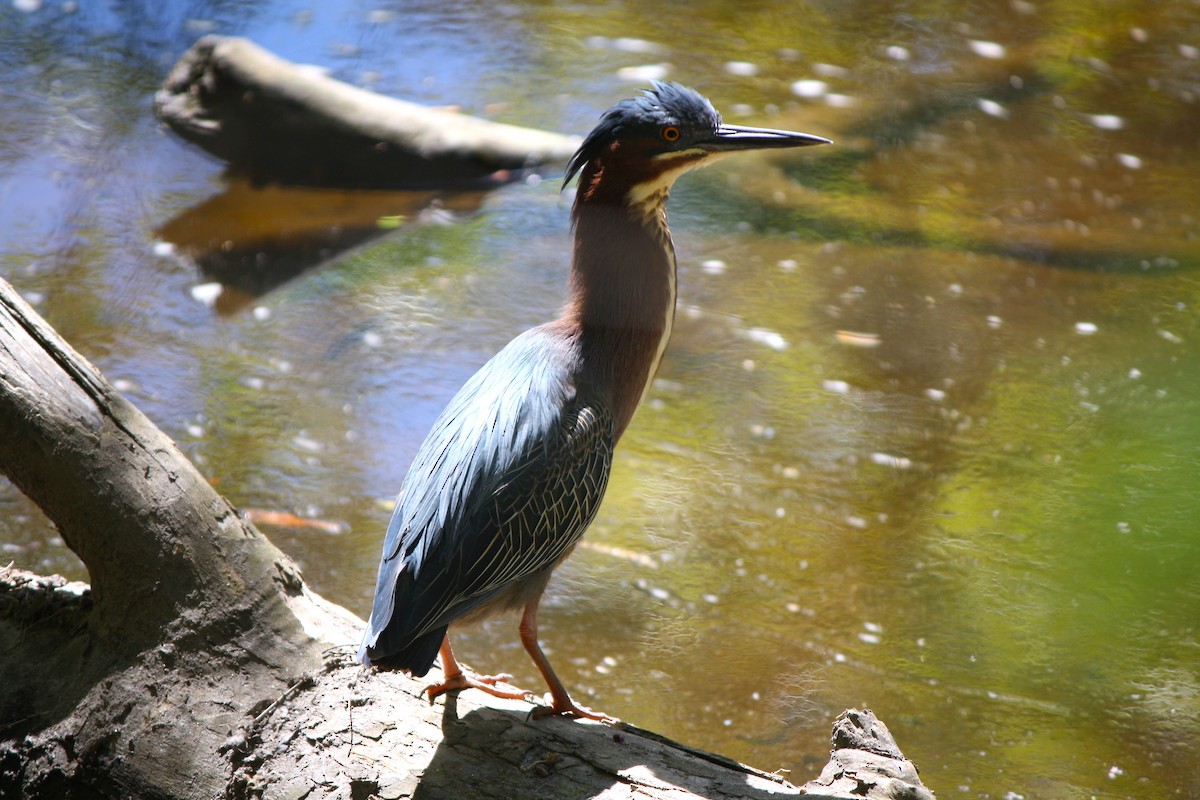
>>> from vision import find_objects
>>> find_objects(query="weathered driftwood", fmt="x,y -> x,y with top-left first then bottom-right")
153,36 -> 580,188
0,276 -> 935,799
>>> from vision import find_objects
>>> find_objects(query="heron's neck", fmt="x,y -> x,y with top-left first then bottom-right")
561,189 -> 677,440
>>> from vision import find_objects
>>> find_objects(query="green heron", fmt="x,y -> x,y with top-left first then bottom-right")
359,82 -> 829,721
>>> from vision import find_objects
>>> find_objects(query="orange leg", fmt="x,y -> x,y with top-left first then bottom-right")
424,635 -> 533,703
519,599 -> 618,723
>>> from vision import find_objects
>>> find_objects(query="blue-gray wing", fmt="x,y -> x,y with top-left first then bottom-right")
359,327 -> 614,671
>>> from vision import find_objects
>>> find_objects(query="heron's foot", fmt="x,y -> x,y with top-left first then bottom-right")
531,695 -> 619,724
425,671 -> 535,703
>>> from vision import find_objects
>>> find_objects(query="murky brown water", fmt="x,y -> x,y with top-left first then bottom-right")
3,2 -> 1199,797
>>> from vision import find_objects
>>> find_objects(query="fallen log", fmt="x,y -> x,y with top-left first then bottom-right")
0,276 -> 935,798
153,36 -> 580,188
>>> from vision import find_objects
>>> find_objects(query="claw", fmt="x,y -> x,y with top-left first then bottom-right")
425,671 -> 534,703
531,695 -> 619,724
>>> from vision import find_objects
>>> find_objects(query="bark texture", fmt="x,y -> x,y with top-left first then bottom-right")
153,36 -> 580,188
0,276 -> 935,798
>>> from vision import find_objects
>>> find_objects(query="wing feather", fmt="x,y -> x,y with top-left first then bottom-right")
360,327 -> 614,669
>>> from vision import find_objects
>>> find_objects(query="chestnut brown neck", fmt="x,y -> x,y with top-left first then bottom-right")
559,157 -> 679,440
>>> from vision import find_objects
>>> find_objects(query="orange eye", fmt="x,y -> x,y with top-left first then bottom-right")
661,125 -> 681,142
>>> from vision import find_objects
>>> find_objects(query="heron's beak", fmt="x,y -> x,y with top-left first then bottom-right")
701,124 -> 831,152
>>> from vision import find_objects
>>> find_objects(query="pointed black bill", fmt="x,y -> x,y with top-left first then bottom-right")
701,123 -> 831,152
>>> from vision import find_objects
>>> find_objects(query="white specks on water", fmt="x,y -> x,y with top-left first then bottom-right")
749,423 -> 776,440
616,64 -> 670,82
1087,113 -> 1125,130
968,40 -> 1007,59
1116,153 -> 1143,169
825,93 -> 859,108
252,305 -> 271,321
870,452 -> 913,470
925,387 -> 947,401
978,99 -> 1009,118
813,63 -> 849,78
745,327 -> 788,351
292,434 -> 323,453
986,315 -> 1003,329
184,18 -> 218,34
701,259 -> 726,275
190,282 -> 223,307
365,9 -> 395,24
823,379 -> 851,395
1158,329 -> 1183,344
585,36 -> 666,55
791,79 -> 828,98
724,61 -> 758,77
1074,321 -> 1099,335
885,45 -> 911,61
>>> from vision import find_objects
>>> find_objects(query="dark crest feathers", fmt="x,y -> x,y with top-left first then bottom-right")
563,81 -> 721,189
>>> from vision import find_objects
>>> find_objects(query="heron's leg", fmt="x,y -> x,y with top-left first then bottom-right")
519,599 -> 618,723
424,635 -> 533,703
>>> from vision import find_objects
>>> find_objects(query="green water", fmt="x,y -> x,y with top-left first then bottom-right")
2,1 -> 1198,797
